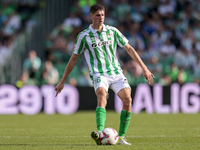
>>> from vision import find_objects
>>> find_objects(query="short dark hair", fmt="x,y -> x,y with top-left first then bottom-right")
90,4 -> 105,14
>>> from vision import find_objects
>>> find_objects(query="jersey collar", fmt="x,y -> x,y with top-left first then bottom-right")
89,24 -> 107,33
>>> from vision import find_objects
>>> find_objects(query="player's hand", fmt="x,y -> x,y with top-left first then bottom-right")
143,69 -> 155,85
55,82 -> 64,97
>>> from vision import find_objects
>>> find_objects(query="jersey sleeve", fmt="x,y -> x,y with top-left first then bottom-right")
112,27 -> 129,47
73,33 -> 85,55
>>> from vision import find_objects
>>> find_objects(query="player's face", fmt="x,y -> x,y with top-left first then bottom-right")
90,10 -> 105,26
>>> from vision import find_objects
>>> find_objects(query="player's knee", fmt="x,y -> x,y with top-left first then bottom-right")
97,92 -> 106,100
123,97 -> 132,108
96,88 -> 107,107
96,88 -> 107,99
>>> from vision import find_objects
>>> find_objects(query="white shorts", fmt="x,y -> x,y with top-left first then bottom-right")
92,73 -> 131,94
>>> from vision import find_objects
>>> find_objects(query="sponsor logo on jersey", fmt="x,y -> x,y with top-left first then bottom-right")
91,40 -> 112,48
91,43 -> 97,48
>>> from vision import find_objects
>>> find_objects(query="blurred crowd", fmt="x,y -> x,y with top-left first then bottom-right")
18,0 -> 200,87
0,0 -> 46,68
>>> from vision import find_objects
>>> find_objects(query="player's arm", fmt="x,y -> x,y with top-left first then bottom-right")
55,53 -> 79,97
123,43 -> 154,85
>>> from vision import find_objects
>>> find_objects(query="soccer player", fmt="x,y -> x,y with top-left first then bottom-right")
55,4 -> 154,145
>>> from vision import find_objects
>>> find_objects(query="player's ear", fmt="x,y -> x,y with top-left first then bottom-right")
89,13 -> 93,19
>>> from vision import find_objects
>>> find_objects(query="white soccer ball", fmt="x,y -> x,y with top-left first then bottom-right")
99,128 -> 119,145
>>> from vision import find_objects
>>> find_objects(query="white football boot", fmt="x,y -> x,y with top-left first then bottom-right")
118,137 -> 131,145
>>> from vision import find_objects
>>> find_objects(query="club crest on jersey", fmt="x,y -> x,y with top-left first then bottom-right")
91,40 -> 112,48
107,33 -> 111,38
91,37 -> 95,41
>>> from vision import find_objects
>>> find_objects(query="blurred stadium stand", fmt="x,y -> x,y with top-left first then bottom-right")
0,0 -> 73,85
1,0 -> 200,86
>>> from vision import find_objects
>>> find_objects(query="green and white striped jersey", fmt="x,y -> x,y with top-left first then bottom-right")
73,24 -> 129,77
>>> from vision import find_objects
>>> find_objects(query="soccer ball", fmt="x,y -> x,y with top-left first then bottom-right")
99,128 -> 119,145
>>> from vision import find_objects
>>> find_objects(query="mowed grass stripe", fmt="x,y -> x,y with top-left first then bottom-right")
0,111 -> 200,150
1,135 -> 200,138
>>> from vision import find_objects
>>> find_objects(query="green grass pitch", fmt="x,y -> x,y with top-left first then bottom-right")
0,111 -> 200,150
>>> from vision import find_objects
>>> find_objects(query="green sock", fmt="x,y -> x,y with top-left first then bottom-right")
119,110 -> 131,137
96,107 -> 106,131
